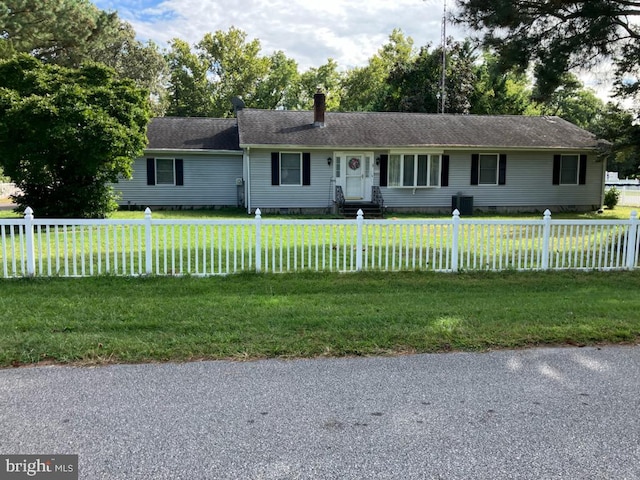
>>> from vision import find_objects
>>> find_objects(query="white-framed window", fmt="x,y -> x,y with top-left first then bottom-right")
146,157 -> 183,186
478,154 -> 498,185
560,154 -> 579,185
388,153 -> 441,188
280,152 -> 302,185
155,158 -> 176,185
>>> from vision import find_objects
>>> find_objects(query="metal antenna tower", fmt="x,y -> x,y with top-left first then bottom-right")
440,0 -> 447,114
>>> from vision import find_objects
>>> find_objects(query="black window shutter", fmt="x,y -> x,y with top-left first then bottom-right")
470,154 -> 479,185
579,154 -> 587,185
302,152 -> 311,186
175,159 -> 184,186
552,155 -> 561,185
271,152 -> 280,186
498,154 -> 507,185
379,154 -> 388,187
440,155 -> 449,187
146,158 -> 155,185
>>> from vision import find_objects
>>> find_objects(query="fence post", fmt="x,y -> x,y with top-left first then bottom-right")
255,209 -> 262,272
541,209 -> 552,270
626,210 -> 638,269
24,207 -> 35,276
144,207 -> 152,274
356,209 -> 364,271
451,209 -> 460,272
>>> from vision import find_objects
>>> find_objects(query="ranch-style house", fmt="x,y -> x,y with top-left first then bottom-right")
114,92 -> 608,215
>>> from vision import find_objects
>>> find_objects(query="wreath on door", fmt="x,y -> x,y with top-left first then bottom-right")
348,157 -> 360,170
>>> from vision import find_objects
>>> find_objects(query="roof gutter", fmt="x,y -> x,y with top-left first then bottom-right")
144,148 -> 243,156
238,144 -> 602,152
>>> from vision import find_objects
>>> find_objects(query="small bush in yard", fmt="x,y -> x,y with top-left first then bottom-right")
604,188 -> 620,209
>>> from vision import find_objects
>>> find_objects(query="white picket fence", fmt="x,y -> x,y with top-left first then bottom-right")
1,208 -> 639,277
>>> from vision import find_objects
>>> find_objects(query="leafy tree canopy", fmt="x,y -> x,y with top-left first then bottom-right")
1,0 -> 167,114
469,51 -> 534,115
0,55 -> 150,217
299,58 -> 343,110
591,103 -> 640,178
378,39 -> 482,114
0,0 -> 112,64
454,0 -> 640,103
339,29 -> 416,112
165,38 -> 214,117
166,27 -> 302,117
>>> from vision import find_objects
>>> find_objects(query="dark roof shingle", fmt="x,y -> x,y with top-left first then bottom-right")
147,117 -> 240,151
237,109 -> 602,149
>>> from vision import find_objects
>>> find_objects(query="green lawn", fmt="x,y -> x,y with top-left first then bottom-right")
1,270 -> 639,367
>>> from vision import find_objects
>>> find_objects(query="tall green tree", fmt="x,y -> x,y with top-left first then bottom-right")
166,28 -> 302,116
470,51 -> 533,115
253,51 -> 301,110
340,29 -> 416,111
378,40 -> 477,114
379,44 -> 440,112
0,0 -> 115,64
591,104 -> 640,178
0,55 -> 150,217
454,0 -> 640,103
534,74 -> 606,130
87,22 -> 168,116
165,39 -> 214,116
299,59 -> 343,110
1,0 -> 168,114
197,27 -> 270,117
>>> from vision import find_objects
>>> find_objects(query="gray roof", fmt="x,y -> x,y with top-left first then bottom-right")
237,109 -> 602,150
147,117 -> 240,151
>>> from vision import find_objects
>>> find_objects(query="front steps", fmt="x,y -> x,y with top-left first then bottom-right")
340,201 -> 384,218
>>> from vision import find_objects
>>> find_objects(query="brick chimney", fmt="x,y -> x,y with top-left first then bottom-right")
313,88 -> 326,127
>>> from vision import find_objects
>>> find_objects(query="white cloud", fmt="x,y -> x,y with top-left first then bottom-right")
96,0 -> 468,71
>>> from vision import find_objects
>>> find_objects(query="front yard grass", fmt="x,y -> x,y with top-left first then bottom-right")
1,270 -> 639,367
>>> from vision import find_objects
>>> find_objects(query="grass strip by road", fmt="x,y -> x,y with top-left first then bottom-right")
1,270 -> 639,367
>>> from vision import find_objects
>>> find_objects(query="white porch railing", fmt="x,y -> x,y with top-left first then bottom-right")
0,208 -> 638,277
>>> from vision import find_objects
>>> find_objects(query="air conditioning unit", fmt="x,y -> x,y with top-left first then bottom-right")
452,195 -> 474,215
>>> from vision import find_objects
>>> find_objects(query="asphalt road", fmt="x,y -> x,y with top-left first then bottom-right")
1,346 -> 640,479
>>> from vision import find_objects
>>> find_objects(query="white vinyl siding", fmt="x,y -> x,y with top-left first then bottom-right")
250,149 -> 334,209
115,154 -> 243,207
380,151 -> 602,211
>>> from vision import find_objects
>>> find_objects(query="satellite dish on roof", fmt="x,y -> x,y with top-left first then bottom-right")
231,96 -> 245,114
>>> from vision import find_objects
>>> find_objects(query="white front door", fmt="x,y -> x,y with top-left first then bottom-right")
335,152 -> 373,201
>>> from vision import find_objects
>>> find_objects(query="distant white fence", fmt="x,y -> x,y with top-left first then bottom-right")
1,208 -> 638,277
616,186 -> 640,207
